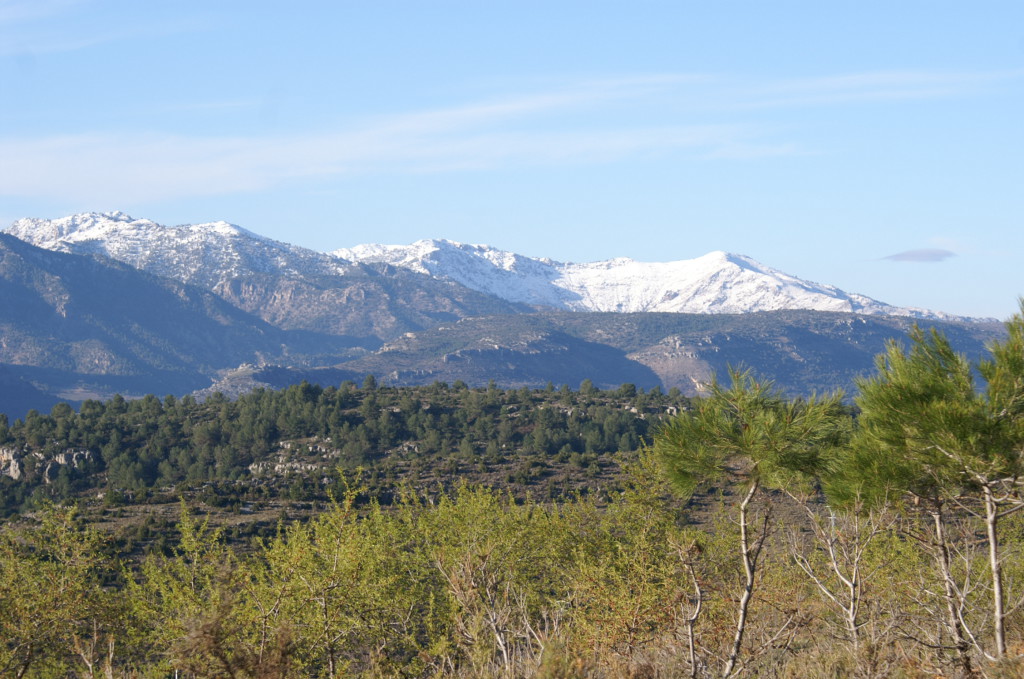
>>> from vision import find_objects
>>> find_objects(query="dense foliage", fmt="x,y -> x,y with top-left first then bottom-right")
0,379 -> 688,517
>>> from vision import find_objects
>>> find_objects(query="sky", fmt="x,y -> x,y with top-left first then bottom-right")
1,1 -> 1022,320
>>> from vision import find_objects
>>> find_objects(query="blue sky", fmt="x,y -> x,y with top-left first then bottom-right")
1,1 -> 1022,319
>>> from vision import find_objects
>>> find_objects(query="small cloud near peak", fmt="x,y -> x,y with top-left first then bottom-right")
883,248 -> 957,263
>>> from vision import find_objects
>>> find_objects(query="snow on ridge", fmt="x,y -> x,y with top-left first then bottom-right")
336,238 -> 577,307
8,211 -> 269,248
4,211 -> 348,287
336,238 -> 972,321
4,214 -> 978,321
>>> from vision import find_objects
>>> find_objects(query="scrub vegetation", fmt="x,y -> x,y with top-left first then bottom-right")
3,303 -> 1024,678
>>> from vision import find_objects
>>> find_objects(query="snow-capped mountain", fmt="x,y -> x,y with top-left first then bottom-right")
3,213 -> 525,337
6,213 -> 965,322
7,211 -> 349,290
0,213 -> 1003,408
334,239 -> 959,320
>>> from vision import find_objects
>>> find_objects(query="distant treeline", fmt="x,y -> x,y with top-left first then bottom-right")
0,378 -> 689,516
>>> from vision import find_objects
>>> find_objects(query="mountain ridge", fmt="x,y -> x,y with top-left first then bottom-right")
7,212 -> 526,339
0,212 -> 1004,418
337,238 -> 970,320
7,211 -> 350,291
7,212 -> 980,322
0,233 -> 374,408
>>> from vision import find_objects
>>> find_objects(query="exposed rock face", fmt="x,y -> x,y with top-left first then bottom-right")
248,438 -> 339,479
44,449 -> 93,483
0,447 -> 24,480
0,446 -> 94,482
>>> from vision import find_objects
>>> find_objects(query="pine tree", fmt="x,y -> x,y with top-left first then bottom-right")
655,368 -> 844,677
852,303 -> 1024,664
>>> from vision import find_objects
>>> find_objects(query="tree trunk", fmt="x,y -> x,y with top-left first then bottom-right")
682,558 -> 704,679
722,481 -> 760,679
982,486 -> 1006,658
931,507 -> 975,677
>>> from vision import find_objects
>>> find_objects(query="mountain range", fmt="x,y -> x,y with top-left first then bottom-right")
11,211 -> 961,321
0,211 -> 1004,417
335,240 -> 956,318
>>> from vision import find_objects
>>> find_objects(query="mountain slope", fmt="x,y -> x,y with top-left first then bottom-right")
7,210 -> 346,289
343,315 -> 662,389
9,213 -> 975,325
7,213 -> 527,339
0,234 -> 360,412
336,239 -> 965,320
1,212 -> 1002,414
340,311 -> 1002,396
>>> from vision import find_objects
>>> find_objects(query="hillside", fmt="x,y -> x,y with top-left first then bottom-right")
336,310 -> 1003,396
0,234 -> 360,411
6,212 -> 529,338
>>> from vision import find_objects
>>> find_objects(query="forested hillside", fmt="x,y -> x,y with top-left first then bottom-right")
0,379 -> 688,520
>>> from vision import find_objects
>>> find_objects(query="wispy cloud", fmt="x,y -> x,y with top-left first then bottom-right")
365,75 -> 708,134
883,248 -> 957,263
0,69 -> 1015,204
0,78 -> 787,204
0,0 -> 103,56
0,32 -> 118,57
0,125 -> 774,204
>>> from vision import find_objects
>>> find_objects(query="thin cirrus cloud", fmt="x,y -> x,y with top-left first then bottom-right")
0,70 -> 1014,204
0,124 -> 770,204
0,0 -> 106,56
0,78 -> 782,204
0,0 -> 211,57
883,248 -> 957,263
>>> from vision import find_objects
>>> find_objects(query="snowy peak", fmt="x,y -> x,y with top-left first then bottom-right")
335,238 -> 547,275
335,239 -> 576,308
6,212 -> 347,288
8,211 -> 155,244
5,214 -> 970,322
9,211 -> 266,249
336,239 -> 960,320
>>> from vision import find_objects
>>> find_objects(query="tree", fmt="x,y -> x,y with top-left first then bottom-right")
847,326 -> 982,675
128,505 -> 284,677
852,305 -> 1024,666
0,506 -> 122,678
655,368 -> 844,677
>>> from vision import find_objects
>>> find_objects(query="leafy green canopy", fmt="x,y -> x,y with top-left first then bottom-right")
847,301 -> 1024,506
654,368 -> 846,498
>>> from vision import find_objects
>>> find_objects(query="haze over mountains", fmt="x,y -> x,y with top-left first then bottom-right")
0,212 -> 1004,417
